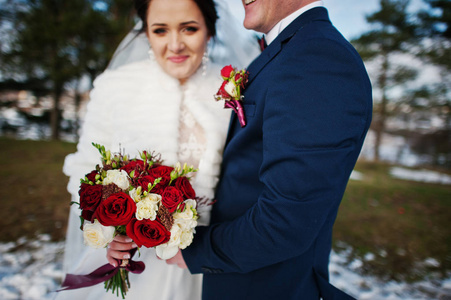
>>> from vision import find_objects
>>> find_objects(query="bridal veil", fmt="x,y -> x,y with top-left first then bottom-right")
106,1 -> 260,71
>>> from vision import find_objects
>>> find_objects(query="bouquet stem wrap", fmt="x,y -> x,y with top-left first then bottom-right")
58,249 -> 145,294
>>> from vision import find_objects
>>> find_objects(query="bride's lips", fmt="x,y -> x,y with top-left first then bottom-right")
168,55 -> 189,63
244,0 -> 256,5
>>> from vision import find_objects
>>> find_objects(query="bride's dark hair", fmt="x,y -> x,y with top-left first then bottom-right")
134,0 -> 218,37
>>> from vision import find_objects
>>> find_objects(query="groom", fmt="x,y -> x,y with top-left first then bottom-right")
168,0 -> 372,299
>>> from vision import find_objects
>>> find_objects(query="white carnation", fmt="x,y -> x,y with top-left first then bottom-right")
179,229 -> 194,249
173,199 -> 198,229
102,169 -> 130,190
129,188 -> 141,203
83,220 -> 115,249
135,193 -> 161,220
154,200 -> 198,259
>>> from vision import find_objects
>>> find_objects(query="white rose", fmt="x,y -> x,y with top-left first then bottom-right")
155,243 -> 179,260
155,224 -> 182,259
102,169 -> 130,190
83,220 -> 115,249
135,193 -> 161,220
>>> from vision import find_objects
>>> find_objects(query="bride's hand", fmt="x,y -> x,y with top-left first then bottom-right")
106,235 -> 137,267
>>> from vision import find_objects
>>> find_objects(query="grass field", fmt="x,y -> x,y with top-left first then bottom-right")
0,137 -> 450,282
0,137 -> 75,241
335,161 -> 451,282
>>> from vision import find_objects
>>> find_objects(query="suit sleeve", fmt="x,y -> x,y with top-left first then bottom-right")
183,36 -> 372,274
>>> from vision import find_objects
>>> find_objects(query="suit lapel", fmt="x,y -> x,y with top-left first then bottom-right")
246,7 -> 330,86
225,7 -> 331,145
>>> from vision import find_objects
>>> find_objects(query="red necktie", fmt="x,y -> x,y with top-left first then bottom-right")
258,36 -> 267,51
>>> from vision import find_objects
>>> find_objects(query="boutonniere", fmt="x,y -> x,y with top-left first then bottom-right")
215,65 -> 249,127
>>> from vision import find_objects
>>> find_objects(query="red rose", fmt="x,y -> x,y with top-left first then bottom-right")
85,170 -> 98,183
148,165 -> 173,182
126,218 -> 171,248
94,192 -> 136,226
81,209 -> 94,223
121,160 -> 145,175
161,186 -> 184,213
138,175 -> 159,194
79,183 -> 103,210
221,65 -> 234,79
174,177 -> 196,199
139,165 -> 174,194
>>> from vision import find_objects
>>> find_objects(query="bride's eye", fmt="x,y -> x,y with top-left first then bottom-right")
152,28 -> 167,35
183,26 -> 199,34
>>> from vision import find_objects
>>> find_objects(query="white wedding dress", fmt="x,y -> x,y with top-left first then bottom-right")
56,58 -> 231,300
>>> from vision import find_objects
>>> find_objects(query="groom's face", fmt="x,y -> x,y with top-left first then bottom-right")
242,0 -> 304,34
242,0 -> 286,33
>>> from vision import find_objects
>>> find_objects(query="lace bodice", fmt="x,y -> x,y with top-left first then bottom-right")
178,94 -> 207,169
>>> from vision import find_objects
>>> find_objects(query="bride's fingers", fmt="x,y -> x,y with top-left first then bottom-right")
107,248 -> 132,264
113,235 -> 134,243
108,240 -> 137,251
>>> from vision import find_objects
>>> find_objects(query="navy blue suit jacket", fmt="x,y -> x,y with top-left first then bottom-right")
183,7 -> 372,299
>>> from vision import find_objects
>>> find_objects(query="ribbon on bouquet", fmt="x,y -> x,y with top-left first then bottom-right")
57,250 -> 145,291
224,100 -> 247,128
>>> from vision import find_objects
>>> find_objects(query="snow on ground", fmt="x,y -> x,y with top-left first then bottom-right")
390,167 -> 451,185
350,170 -> 364,181
359,131 -> 436,167
0,235 -> 64,300
0,129 -> 449,298
0,235 -> 450,300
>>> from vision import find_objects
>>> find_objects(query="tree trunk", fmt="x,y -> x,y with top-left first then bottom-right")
50,85 -> 62,140
74,84 -> 82,140
374,54 -> 389,162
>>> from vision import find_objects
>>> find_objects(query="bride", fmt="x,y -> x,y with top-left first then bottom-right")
56,0 -> 259,299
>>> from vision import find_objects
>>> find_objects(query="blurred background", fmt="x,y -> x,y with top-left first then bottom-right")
0,0 -> 450,299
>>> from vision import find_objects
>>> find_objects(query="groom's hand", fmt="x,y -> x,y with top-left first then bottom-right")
165,249 -> 188,269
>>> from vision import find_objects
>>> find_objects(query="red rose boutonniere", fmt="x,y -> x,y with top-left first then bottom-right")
215,65 -> 249,127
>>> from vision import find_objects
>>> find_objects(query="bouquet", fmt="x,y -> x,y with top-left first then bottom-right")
215,65 -> 249,127
59,143 -> 200,298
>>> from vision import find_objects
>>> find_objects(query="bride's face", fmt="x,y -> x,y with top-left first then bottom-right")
146,0 -> 210,84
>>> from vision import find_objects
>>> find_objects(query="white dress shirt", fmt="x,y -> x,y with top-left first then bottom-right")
265,1 -> 325,45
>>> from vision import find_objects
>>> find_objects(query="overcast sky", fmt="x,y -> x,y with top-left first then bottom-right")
227,0 -> 428,40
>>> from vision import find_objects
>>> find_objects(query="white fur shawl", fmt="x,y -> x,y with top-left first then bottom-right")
63,59 -> 230,224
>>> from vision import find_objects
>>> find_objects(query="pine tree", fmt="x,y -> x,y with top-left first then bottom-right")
418,0 -> 451,129
352,0 -> 419,162
1,0 -> 134,140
